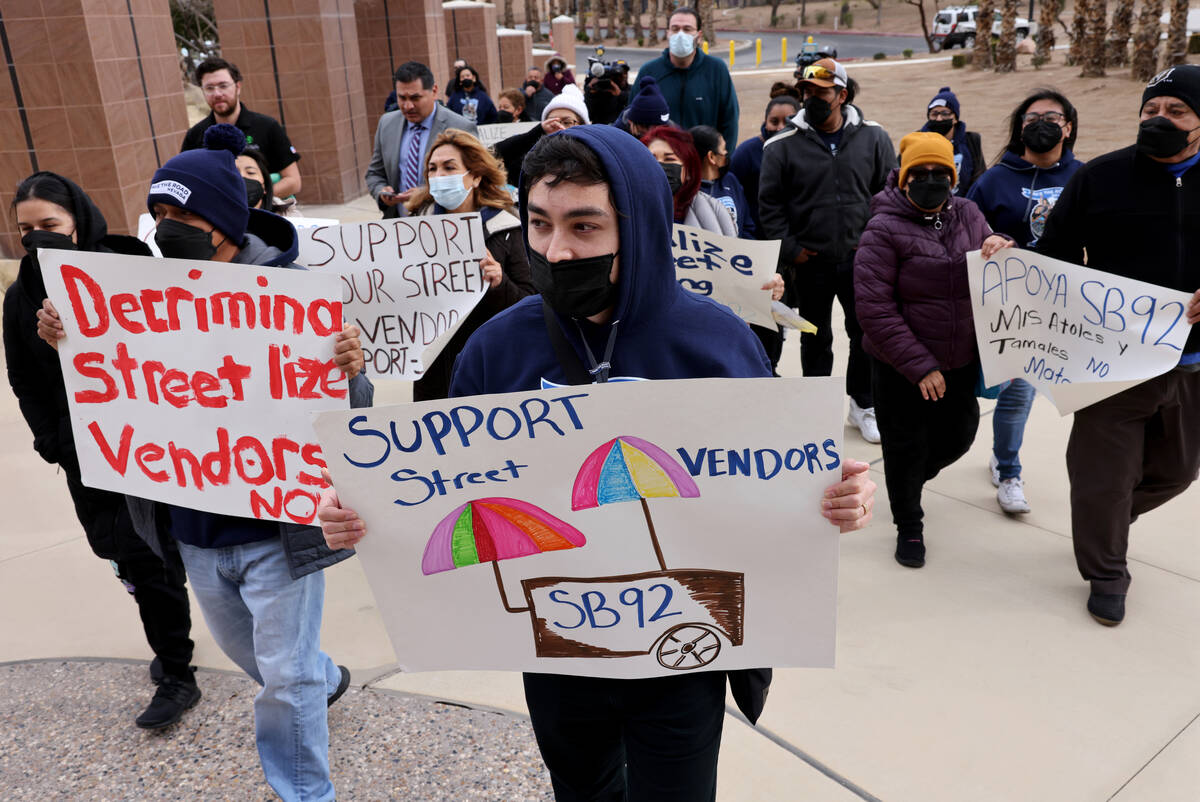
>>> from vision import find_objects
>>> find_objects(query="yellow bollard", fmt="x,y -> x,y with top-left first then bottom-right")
756,38 -> 762,66
702,39 -> 709,54
782,37 -> 788,65
729,40 -> 735,67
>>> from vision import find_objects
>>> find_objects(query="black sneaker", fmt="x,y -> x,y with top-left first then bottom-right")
135,674 -> 201,730
895,537 -> 926,568
1087,592 -> 1126,626
328,665 -> 351,708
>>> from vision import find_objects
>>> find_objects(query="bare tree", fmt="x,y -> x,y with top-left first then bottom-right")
1105,0 -> 1133,66
1035,0 -> 1060,62
1163,0 -> 1190,67
1131,0 -> 1165,79
1080,0 -> 1107,76
974,0 -> 996,68
901,0 -> 937,52
170,0 -> 220,81
995,0 -> 1019,71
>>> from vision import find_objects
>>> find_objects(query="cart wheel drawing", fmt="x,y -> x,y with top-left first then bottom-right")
655,623 -> 724,670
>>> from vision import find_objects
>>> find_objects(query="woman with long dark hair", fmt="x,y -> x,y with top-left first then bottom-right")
446,64 -> 498,125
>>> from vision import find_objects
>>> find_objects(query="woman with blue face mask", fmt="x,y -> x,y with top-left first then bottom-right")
405,129 -> 536,400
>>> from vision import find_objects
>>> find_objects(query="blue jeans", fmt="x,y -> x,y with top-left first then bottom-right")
177,538 -> 340,802
992,379 -> 1036,480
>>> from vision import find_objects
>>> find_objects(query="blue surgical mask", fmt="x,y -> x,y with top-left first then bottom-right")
669,31 -> 696,58
429,173 -> 472,211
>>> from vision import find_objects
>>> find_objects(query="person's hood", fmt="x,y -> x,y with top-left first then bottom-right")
545,53 -> 569,72
23,171 -> 109,250
998,147 -> 1080,174
234,207 -> 299,267
788,103 -> 865,132
870,167 -> 963,224
516,125 -> 679,331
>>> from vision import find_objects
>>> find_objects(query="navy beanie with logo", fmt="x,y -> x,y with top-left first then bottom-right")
1142,64 -> 1200,117
628,76 -> 672,127
147,124 -> 249,244
927,86 -> 961,119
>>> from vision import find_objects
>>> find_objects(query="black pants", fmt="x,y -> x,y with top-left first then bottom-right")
65,475 -> 195,680
1066,368 -> 1200,595
750,324 -> 783,374
523,671 -> 726,802
872,361 -> 980,537
794,255 -> 872,408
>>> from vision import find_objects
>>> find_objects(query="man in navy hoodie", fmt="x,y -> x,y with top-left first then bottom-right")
318,125 -> 875,798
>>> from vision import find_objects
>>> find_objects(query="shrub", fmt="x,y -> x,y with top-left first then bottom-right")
873,51 -> 886,60
952,53 -> 967,68
576,30 -> 589,42
903,48 -> 913,58
1032,54 -> 1048,69
1189,33 -> 1200,54
816,10 -> 827,24
841,11 -> 854,27
637,37 -> 644,46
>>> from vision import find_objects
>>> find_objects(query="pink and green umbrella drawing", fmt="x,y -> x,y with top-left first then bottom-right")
571,436 -> 700,571
422,497 -> 586,612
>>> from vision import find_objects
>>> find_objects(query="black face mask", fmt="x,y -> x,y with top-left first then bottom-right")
155,218 -> 219,261
497,110 -> 515,124
661,162 -> 683,195
1137,116 -> 1197,159
804,96 -> 833,127
927,118 -> 955,136
524,80 -> 541,92
244,177 -> 265,208
21,229 -> 77,256
460,79 -> 475,91
906,176 -> 953,211
530,249 -> 619,319
1021,120 -> 1064,154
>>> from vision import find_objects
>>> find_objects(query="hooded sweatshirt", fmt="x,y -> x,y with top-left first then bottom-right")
125,208 -> 374,577
448,125 -> 770,398
854,169 -> 993,383
965,148 -> 1083,247
629,47 -> 740,152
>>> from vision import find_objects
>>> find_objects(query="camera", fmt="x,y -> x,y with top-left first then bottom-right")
586,46 -> 630,89
794,41 -> 838,79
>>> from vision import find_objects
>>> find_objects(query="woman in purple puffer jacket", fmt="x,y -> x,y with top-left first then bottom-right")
855,132 -> 1013,569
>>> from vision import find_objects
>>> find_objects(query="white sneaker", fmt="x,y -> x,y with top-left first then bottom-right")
997,477 -> 1031,513
848,400 -> 881,444
988,454 -> 1000,487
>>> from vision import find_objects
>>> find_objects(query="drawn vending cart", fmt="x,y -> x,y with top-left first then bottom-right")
420,436 -> 744,671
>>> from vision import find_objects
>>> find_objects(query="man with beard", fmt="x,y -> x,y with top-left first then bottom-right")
181,58 -> 302,199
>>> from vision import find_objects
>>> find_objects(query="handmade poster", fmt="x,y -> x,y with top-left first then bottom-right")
968,248 -> 1194,415
672,224 -> 779,329
138,213 -> 339,258
39,249 -> 348,525
476,121 -> 538,150
313,377 -> 842,678
295,215 -> 489,379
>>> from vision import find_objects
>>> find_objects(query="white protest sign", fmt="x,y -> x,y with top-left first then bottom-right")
672,224 -> 779,329
138,213 -> 340,258
969,248 -> 1194,415
313,377 -> 842,678
476,121 -> 538,150
295,215 -> 489,379
39,249 -> 348,524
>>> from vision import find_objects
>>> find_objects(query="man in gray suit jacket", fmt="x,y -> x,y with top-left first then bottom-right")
365,61 -> 478,218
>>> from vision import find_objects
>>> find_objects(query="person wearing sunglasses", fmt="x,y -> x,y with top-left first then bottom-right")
759,57 -> 897,445
854,133 -> 1013,569
966,90 -> 1083,517
919,86 -> 986,196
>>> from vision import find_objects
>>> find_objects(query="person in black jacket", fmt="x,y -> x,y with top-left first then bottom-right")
918,86 -> 985,196
758,58 -> 897,445
1037,65 -> 1200,627
3,171 -> 198,730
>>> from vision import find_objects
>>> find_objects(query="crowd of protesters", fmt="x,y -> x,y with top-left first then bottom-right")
5,13 -> 1200,799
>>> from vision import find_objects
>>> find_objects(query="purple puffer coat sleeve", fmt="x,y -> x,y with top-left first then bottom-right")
854,170 -> 992,384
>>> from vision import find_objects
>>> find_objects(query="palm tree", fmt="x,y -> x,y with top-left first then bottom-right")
648,0 -> 660,45
1131,0 -> 1164,79
1080,0 -> 1108,76
1164,0 -> 1191,67
995,0 -> 1020,72
1068,0 -> 1087,64
974,0 -> 996,69
698,0 -> 716,49
618,0 -> 630,44
526,0 -> 545,42
502,0 -> 515,29
1035,0 -> 1060,62
1106,0 -> 1134,66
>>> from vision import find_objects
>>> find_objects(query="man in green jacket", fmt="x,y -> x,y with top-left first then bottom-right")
627,6 -> 739,150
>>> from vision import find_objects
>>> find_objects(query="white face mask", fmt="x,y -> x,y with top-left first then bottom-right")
669,31 -> 697,58
429,172 -> 472,210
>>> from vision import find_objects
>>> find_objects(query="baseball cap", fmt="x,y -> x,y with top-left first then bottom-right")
798,58 -> 848,89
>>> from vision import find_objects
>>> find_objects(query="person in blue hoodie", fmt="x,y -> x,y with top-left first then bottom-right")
729,92 -> 799,238
967,89 -> 1083,517
316,125 -> 876,799
690,124 -> 755,238
38,125 -> 373,802
628,6 -> 739,151
919,86 -> 986,196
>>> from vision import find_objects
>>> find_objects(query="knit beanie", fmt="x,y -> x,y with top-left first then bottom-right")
898,131 -> 957,187
927,86 -> 961,119
1141,64 -> 1200,117
542,84 -> 591,125
627,76 -> 671,127
147,124 -> 249,243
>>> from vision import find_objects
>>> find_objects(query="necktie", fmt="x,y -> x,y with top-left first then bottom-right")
403,123 -> 425,191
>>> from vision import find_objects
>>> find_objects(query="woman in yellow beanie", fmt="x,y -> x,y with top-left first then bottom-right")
854,132 -> 1014,568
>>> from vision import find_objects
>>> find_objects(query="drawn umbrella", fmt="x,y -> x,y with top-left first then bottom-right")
571,436 -> 701,571
422,498 -> 586,612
